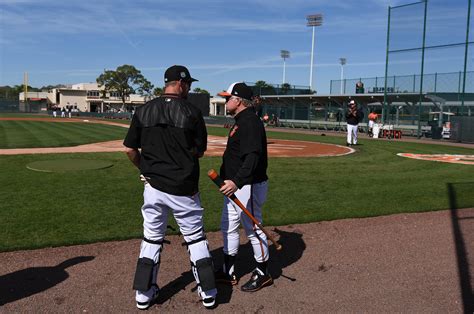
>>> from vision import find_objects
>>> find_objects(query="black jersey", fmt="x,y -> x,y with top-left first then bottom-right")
124,94 -> 207,196
346,109 -> 364,125
220,107 -> 268,188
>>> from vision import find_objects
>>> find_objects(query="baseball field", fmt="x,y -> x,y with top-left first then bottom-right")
1,114 -> 473,312
0,115 -> 472,252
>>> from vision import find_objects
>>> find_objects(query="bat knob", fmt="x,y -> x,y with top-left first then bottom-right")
208,169 -> 218,180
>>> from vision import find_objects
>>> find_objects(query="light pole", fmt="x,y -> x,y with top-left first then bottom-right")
306,14 -> 323,93
339,57 -> 346,94
281,50 -> 290,84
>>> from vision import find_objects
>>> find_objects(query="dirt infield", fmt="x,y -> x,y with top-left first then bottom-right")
0,136 -> 353,157
0,117 -> 353,157
1,209 -> 472,312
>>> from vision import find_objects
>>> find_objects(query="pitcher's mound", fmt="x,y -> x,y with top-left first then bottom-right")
26,159 -> 113,172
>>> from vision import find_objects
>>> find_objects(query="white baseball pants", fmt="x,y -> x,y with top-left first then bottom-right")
347,124 -> 358,145
136,183 -> 217,303
221,181 -> 269,269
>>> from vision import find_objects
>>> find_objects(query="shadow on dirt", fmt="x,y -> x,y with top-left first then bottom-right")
155,228 -> 306,307
447,182 -> 474,313
0,256 -> 95,306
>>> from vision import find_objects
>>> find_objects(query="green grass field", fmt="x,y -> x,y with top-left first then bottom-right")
0,120 -> 127,148
0,121 -> 473,252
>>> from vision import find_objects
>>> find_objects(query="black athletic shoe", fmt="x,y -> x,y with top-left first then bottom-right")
215,269 -> 238,285
136,284 -> 159,310
240,271 -> 273,292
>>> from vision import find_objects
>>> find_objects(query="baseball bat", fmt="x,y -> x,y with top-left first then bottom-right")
207,169 -> 282,251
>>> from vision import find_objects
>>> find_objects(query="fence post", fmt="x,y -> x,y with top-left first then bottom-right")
458,71 -> 462,94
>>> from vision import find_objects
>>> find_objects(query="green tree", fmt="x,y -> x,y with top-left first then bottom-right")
193,87 -> 210,94
2,85 -> 39,99
153,86 -> 163,96
96,65 -> 153,107
254,80 -> 270,88
254,80 -> 275,95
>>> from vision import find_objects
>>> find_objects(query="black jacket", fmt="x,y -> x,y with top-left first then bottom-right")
346,108 -> 364,126
124,94 -> 207,196
220,107 -> 268,188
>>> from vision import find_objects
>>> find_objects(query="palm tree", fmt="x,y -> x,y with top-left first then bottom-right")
193,87 -> 210,94
254,81 -> 275,95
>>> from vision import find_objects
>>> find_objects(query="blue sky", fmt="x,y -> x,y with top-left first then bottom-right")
0,0 -> 472,95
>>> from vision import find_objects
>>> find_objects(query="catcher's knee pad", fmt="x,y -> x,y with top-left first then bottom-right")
193,257 -> 216,291
133,257 -> 156,291
182,227 -> 209,258
182,227 -> 205,244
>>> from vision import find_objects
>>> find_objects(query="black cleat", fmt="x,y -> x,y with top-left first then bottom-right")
240,271 -> 273,292
215,269 -> 238,286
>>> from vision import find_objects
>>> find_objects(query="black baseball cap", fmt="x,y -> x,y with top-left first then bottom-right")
164,65 -> 198,83
218,82 -> 253,101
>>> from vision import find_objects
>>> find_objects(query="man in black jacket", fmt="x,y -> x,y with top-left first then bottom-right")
215,82 -> 272,292
346,100 -> 364,146
124,65 -> 216,310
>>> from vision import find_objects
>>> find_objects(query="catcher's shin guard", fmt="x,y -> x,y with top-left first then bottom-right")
193,257 -> 216,291
133,257 -> 155,291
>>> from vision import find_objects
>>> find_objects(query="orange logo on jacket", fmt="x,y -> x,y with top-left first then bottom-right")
230,125 -> 239,137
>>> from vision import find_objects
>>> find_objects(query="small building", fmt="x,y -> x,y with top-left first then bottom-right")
47,83 -> 149,113
19,91 -> 49,112
210,96 -> 226,116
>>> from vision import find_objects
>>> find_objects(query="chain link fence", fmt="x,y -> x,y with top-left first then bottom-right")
330,71 -> 474,95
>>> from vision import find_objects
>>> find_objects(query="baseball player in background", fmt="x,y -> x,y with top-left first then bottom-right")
123,65 -> 217,310
346,100 -> 364,146
214,82 -> 273,292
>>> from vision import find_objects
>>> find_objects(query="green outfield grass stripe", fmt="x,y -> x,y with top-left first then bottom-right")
65,122 -> 125,140
23,121 -> 75,147
27,122 -> 71,147
46,123 -> 105,144
62,122 -> 126,138
4,121 -> 43,148
0,121 -> 7,146
0,121 -> 127,148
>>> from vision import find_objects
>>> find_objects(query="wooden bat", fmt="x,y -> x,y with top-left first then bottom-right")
207,169 -> 282,251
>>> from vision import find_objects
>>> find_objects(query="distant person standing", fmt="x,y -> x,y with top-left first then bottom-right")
52,106 -> 57,118
68,107 -> 72,118
368,111 -> 378,137
61,107 -> 66,118
346,100 -> 363,146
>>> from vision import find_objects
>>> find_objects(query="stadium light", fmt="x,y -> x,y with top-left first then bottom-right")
306,13 -> 323,93
339,58 -> 346,94
281,50 -> 290,84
